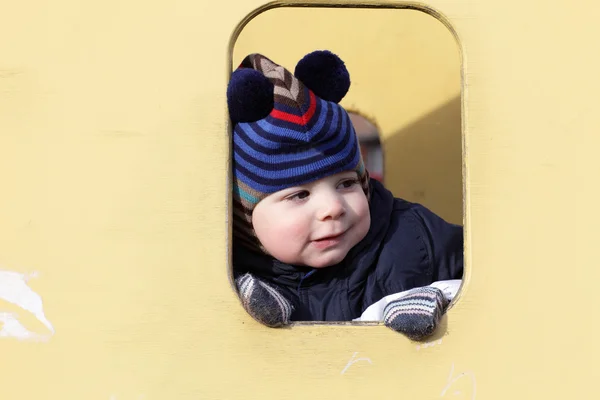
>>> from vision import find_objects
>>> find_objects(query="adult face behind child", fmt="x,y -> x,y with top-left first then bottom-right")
252,170 -> 371,268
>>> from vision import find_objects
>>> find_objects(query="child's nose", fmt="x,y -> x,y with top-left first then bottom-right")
317,194 -> 345,221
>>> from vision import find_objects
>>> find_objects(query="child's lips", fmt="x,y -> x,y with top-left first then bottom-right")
312,230 -> 347,249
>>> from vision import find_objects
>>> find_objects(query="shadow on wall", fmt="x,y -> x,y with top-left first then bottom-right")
384,94 -> 462,225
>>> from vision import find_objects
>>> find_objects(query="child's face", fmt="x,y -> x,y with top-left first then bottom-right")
252,171 -> 371,268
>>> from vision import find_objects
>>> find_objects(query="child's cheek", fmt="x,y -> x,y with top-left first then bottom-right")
279,219 -> 309,242
353,194 -> 371,239
261,218 -> 309,265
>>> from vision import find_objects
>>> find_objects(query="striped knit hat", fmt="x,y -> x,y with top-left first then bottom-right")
228,50 -> 370,252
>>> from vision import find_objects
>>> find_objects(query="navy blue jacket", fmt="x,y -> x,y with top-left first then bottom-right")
233,179 -> 464,321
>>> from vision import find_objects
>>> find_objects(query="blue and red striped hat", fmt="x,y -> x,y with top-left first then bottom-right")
227,50 -> 370,251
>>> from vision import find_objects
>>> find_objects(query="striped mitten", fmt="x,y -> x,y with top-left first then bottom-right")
383,286 -> 449,341
235,273 -> 293,328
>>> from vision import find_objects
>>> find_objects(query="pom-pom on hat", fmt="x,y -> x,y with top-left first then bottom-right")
228,50 -> 370,252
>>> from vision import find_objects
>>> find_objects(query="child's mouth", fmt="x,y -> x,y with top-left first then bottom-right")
312,231 -> 346,249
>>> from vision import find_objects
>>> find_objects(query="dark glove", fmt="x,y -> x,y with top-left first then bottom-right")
235,273 -> 293,327
383,286 -> 449,340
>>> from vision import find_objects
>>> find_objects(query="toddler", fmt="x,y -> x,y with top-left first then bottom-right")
228,50 -> 463,340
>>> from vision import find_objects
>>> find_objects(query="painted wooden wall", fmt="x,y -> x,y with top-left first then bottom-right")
1,1 -> 599,399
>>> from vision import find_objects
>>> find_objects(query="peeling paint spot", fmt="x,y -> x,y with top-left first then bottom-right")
0,269 -> 54,341
416,338 -> 443,351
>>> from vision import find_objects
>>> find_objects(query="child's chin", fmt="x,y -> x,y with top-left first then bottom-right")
307,251 -> 348,269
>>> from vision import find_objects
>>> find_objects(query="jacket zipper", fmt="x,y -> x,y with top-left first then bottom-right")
297,269 -> 316,293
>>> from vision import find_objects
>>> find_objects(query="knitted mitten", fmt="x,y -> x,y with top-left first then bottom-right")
383,286 -> 449,340
235,273 -> 293,327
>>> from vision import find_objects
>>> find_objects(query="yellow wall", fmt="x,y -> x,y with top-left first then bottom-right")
234,7 -> 462,224
1,1 -> 600,399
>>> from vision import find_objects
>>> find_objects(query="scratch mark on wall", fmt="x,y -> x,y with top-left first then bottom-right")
341,352 -> 372,375
440,363 -> 477,400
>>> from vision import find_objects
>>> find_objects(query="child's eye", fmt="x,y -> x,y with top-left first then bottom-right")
338,179 -> 359,189
286,190 -> 310,201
